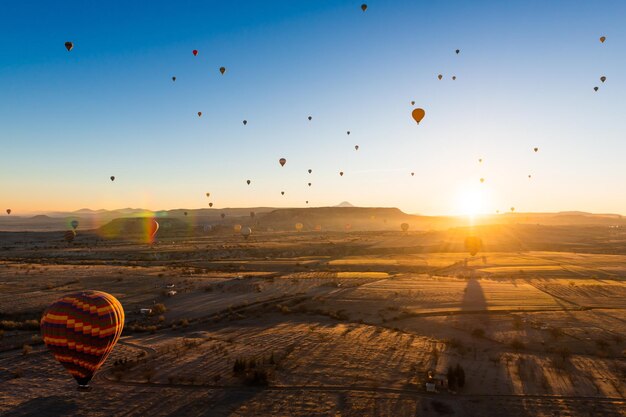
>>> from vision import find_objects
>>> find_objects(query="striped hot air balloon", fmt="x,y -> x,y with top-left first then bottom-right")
40,291 -> 125,388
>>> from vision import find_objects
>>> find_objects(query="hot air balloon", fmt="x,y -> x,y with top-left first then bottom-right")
438,74 -> 443,80
456,49 -> 460,54
400,223 -> 409,232
528,174 -> 532,178
480,178 -> 485,183
64,230 -> 76,244
110,176 -> 115,182
172,76 -> 176,82
206,192 -> 210,198
197,111 -> 202,117
6,209 -> 11,215
452,76 -> 457,80
600,76 -> 606,83
234,224 -> 242,233
247,179 -> 251,185
411,172 -> 415,176
411,101 -> 415,105
250,211 -> 255,218
295,223 -> 303,231
192,50 -> 198,56
464,236 -> 483,256
355,145 -> 359,151
209,202 -> 213,207
308,169 -> 312,174
339,171 -> 344,176
219,67 -> 226,75
308,182 -> 311,186
64,42 -> 73,51
478,158 -> 483,163
71,220 -> 79,230
306,200 -> 309,204
361,4 -> 367,11
308,116 -> 312,121
281,191 -> 285,195
533,147 -> 538,153
184,212 -> 188,216
594,86 -> 599,92
600,36 -> 606,43
241,226 -> 252,239
279,158 -> 286,167
346,131 -> 350,135
412,108 -> 425,124
510,207 -> 515,212
221,213 -> 226,219
243,120 -> 247,125
149,220 -> 159,243
40,291 -> 124,388
345,223 -> 352,231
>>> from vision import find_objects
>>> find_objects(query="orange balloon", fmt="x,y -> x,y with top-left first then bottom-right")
411,108 -> 425,124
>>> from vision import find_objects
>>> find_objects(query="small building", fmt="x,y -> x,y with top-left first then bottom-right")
166,290 -> 177,297
165,283 -> 175,289
140,308 -> 152,315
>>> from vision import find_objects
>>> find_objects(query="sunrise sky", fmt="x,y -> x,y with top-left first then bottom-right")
1,0 -> 625,215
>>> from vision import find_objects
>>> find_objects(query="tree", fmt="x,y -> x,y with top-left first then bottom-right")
456,363 -> 465,388
447,366 -> 457,390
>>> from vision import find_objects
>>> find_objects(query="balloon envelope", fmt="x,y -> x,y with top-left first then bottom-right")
110,176 -> 115,181
400,223 -> 409,232
361,4 -> 367,11
412,108 -> 425,124
64,42 -> 73,51
192,50 -> 198,56
6,209 -> 11,215
219,67 -> 226,75
71,220 -> 79,230
464,236 -> 483,256
41,291 -> 124,387
241,226 -> 252,239
279,158 -> 286,167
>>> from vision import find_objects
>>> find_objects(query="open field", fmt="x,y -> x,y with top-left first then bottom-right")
0,226 -> 625,416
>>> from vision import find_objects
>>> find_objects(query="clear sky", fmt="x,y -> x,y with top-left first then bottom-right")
1,0 -> 625,215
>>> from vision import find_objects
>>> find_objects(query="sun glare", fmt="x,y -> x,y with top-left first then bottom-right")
456,187 -> 486,217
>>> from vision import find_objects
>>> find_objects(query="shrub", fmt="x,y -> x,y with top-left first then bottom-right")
509,339 -> 525,350
153,303 -> 167,314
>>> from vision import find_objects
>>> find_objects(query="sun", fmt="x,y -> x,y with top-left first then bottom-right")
456,186 -> 485,217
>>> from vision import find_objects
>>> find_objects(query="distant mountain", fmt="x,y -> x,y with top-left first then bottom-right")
334,201 -> 355,208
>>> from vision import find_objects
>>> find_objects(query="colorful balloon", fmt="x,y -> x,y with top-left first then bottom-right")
172,76 -> 176,82
411,108 -> 425,124
209,202 -> 213,207
464,236 -> 483,256
480,178 -> 485,183
411,101 -> 415,105
308,182 -> 311,186
64,42 -> 73,51
600,76 -> 606,83
533,147 -> 538,153
308,169 -> 312,174
281,191 -> 285,195
243,120 -> 247,125
600,36 -> 606,43
438,74 -> 443,80
247,179 -> 251,185
110,176 -> 115,182
198,111 -> 202,117
221,213 -> 225,219
279,158 -> 286,167
241,226 -> 252,239
347,131 -> 350,135
206,192 -> 210,198
400,223 -> 409,232
594,86 -> 599,92
411,172 -> 414,176
308,116 -> 312,121
6,209 -> 11,215
40,291 -> 124,388
219,67 -> 226,75
295,223 -> 303,231
234,224 -> 242,233
361,4 -> 367,11
71,220 -> 79,230
184,212 -> 188,216
456,49 -> 460,54
192,50 -> 198,56
452,76 -> 457,80
355,145 -> 359,151
339,171 -> 344,176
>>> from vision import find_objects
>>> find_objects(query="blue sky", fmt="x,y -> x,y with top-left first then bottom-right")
1,0 -> 625,215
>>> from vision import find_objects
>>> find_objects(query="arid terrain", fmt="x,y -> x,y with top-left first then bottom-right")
0,210 -> 625,416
